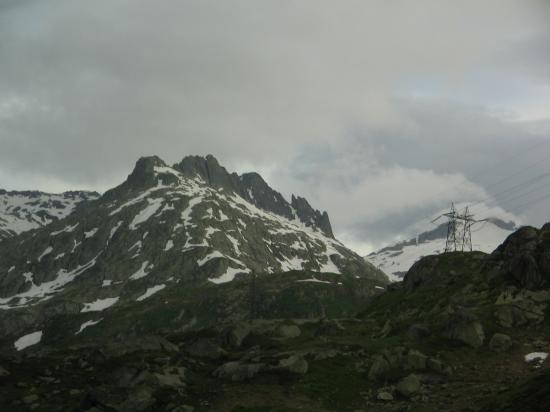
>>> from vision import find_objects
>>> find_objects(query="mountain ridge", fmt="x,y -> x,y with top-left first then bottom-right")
0,154 -> 386,341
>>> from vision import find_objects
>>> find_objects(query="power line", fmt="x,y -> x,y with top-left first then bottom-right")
476,151 -> 550,191
467,170 -> 550,212
468,174 -> 550,216
505,190 -> 550,215
492,180 -> 550,209
398,139 -> 550,245
414,140 -> 550,231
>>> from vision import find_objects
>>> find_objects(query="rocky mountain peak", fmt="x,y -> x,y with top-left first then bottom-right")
126,156 -> 168,187
175,154 -> 240,193
174,154 -> 334,237
291,195 -> 334,238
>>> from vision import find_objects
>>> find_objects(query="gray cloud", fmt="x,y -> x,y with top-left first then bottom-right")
1,0 -> 549,252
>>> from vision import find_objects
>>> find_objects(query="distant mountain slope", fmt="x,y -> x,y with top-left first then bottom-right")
366,203 -> 518,281
0,155 -> 386,340
0,190 -> 99,240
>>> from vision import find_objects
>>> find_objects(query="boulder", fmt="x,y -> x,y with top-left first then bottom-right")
444,311 -> 485,348
276,324 -> 301,340
0,365 -> 9,377
407,324 -> 431,341
379,319 -> 392,338
427,358 -> 451,376
494,305 -> 528,328
396,374 -> 421,398
154,367 -> 186,388
403,350 -> 427,371
186,338 -> 225,360
276,354 -> 308,374
118,386 -> 155,412
368,355 -> 391,381
382,346 -> 406,369
221,323 -> 251,348
368,347 -> 427,381
494,288 -> 547,327
23,394 -> 39,404
112,367 -> 154,389
377,391 -> 394,401
170,406 -> 194,412
213,361 -> 263,382
489,333 -> 513,353
104,336 -> 179,357
315,319 -> 345,336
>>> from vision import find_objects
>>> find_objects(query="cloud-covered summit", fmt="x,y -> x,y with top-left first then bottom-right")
1,0 -> 549,253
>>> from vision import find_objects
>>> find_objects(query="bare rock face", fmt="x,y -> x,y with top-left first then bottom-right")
491,225 -> 550,290
176,154 -> 335,238
493,287 -> 549,328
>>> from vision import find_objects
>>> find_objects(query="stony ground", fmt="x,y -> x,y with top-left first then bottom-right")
1,224 -> 550,411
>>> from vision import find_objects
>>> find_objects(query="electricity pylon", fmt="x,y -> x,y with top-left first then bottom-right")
432,203 -> 477,253
460,206 -> 475,252
443,203 -> 458,252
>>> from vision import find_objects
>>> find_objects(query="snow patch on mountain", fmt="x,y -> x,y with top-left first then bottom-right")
38,246 -> 53,262
129,261 -> 152,280
76,319 -> 103,335
0,254 -> 101,309
136,284 -> 166,301
0,190 -> 98,240
14,330 -> 42,351
81,297 -> 119,312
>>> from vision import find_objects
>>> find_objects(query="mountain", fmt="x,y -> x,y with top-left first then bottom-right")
0,190 -> 99,241
0,216 -> 548,411
0,154 -> 387,341
366,203 -> 519,281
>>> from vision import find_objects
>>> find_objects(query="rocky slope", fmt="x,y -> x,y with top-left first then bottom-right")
0,155 -> 386,342
0,220 -> 548,411
367,204 -> 518,281
0,190 -> 99,241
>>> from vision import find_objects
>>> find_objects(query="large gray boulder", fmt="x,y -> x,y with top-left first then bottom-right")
213,361 -> 263,382
396,374 -> 421,398
0,365 -> 9,377
444,310 -> 485,348
368,355 -> 391,381
489,333 -> 513,352
275,324 -> 302,340
221,323 -> 251,349
494,287 -> 548,327
186,338 -> 225,359
276,354 -> 309,374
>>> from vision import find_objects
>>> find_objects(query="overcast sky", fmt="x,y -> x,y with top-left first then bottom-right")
1,0 -> 549,253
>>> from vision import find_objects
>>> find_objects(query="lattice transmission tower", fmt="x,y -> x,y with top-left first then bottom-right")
444,202 -> 458,252
459,206 -> 475,252
432,203 -> 480,253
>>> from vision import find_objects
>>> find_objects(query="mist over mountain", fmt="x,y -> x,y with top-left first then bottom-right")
367,203 -> 520,281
